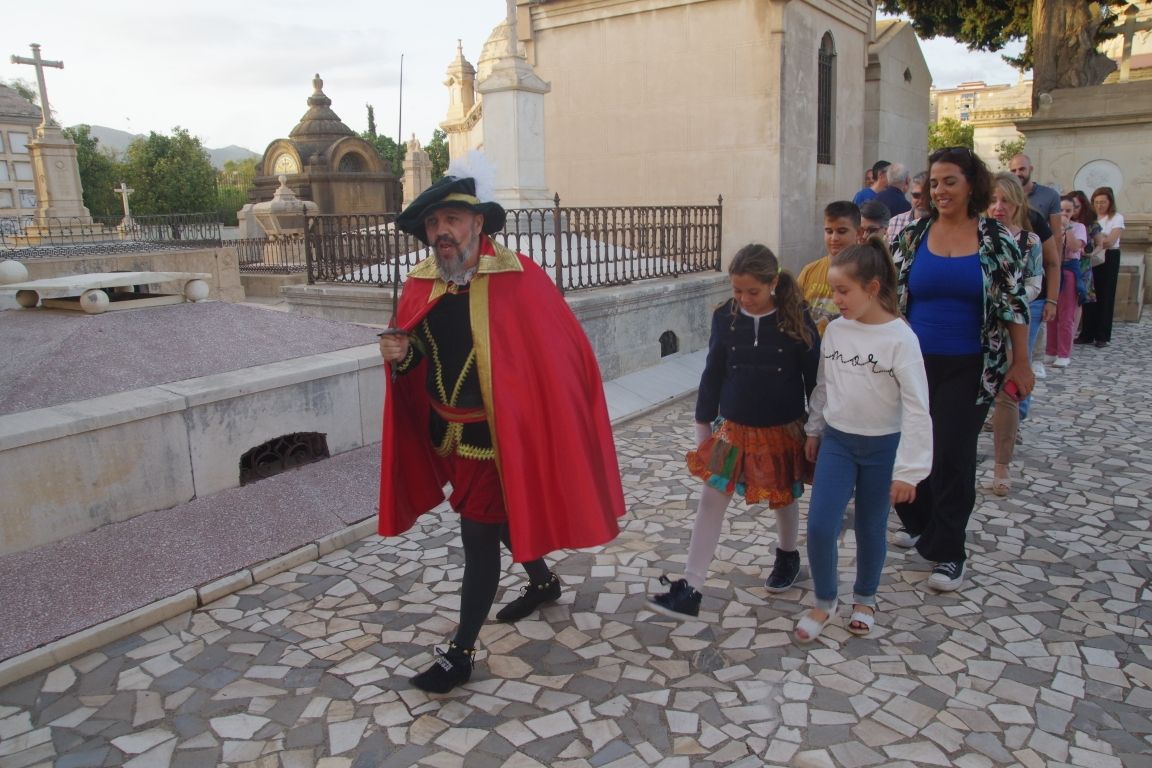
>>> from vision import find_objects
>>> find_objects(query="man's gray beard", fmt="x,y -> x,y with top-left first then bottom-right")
436,241 -> 478,286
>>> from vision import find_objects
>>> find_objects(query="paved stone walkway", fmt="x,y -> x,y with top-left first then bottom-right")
1,321 -> 1150,767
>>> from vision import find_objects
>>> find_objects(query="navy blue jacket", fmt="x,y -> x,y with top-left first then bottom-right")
695,299 -> 821,427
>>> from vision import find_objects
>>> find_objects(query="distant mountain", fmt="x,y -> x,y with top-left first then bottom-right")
70,124 -> 260,169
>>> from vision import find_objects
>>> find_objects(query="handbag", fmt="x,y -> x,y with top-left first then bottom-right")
1089,246 -> 1106,268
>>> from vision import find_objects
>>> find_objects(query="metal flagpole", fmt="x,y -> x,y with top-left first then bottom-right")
393,53 -> 404,316
379,53 -> 407,382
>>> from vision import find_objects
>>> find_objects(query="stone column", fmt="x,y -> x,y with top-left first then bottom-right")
441,41 -> 480,164
402,135 -> 433,208
29,126 -> 92,224
474,0 -> 552,209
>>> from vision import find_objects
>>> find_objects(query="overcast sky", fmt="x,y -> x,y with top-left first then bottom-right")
3,1 -> 1026,153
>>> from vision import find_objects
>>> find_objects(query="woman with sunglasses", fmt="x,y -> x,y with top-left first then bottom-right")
889,147 -> 1034,592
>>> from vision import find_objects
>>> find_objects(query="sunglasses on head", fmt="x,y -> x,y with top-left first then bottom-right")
929,146 -> 974,162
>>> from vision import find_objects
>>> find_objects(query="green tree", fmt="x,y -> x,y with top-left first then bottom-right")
881,0 -> 1130,109
426,129 -> 449,181
121,127 -> 217,215
219,157 -> 259,188
928,118 -> 975,151
215,158 -> 259,226
365,103 -> 377,139
61,125 -> 123,218
360,103 -> 406,175
996,136 -> 1028,168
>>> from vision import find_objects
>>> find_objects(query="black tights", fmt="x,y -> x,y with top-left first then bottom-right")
452,519 -> 551,650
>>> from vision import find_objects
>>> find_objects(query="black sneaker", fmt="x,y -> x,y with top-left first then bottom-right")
928,560 -> 965,592
765,548 -> 801,592
495,573 -> 561,622
647,576 -> 702,620
410,643 -> 474,693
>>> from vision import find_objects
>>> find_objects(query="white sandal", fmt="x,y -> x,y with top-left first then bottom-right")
847,606 -> 875,636
794,605 -> 835,644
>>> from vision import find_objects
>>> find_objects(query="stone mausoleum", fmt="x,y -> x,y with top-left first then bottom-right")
443,0 -> 931,270
249,75 -> 400,216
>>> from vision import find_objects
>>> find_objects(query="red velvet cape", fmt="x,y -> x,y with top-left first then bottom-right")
378,239 -> 626,562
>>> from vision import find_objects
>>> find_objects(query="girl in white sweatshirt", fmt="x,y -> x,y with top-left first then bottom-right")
796,236 -> 932,642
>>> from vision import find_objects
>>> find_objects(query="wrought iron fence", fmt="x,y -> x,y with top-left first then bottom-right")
304,196 -> 723,293
235,234 -> 308,273
0,213 -> 222,258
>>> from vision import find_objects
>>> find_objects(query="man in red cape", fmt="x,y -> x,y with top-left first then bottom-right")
378,169 -> 626,693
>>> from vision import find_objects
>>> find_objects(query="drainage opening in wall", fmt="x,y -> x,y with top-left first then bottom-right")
239,432 -> 331,485
659,330 -> 679,357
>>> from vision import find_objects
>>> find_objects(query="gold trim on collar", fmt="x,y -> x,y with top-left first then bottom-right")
478,240 -> 523,274
406,237 -> 523,303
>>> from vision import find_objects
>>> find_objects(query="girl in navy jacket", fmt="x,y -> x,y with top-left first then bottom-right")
649,243 -> 820,620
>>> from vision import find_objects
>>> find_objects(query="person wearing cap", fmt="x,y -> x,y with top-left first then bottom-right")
377,168 -> 626,694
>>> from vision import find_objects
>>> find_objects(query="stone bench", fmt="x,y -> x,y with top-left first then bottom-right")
0,271 -> 211,314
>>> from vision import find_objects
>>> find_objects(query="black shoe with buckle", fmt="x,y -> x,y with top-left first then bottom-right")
410,642 -> 474,694
647,575 -> 702,620
765,548 -> 801,592
495,573 -> 561,622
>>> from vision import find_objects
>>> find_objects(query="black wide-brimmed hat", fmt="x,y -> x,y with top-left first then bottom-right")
395,175 -> 507,245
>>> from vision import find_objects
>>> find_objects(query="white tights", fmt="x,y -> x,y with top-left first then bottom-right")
683,484 -> 800,589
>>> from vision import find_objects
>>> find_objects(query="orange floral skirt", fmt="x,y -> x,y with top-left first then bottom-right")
686,419 -> 813,508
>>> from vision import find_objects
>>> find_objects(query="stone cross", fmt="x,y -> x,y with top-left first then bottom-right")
1118,4 -> 1152,83
113,182 -> 134,223
501,0 -> 519,58
9,43 -> 63,128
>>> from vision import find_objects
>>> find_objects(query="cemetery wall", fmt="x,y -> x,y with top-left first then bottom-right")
282,271 -> 732,381
0,345 -> 383,555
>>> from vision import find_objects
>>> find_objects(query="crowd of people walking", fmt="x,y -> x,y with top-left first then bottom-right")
376,148 -> 1125,692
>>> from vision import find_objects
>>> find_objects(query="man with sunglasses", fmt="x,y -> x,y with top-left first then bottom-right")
859,200 -> 892,240
887,171 -> 931,247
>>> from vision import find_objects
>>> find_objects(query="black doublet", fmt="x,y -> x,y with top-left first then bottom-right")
398,287 -> 494,458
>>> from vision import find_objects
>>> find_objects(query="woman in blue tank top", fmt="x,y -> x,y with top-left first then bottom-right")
889,147 -> 1033,593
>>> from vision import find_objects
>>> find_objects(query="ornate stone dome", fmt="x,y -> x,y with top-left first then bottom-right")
288,74 -> 356,163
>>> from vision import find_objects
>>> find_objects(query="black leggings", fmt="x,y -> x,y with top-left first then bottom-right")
453,519 -> 551,650
894,354 -> 990,564
1080,249 -> 1120,343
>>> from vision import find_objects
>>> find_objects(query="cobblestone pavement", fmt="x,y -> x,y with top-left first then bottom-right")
2,322 -> 1151,768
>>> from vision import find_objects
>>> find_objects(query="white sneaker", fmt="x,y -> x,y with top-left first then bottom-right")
1053,357 -> 1071,368
1032,361 -> 1046,379
1044,355 -> 1056,364
891,528 -> 921,548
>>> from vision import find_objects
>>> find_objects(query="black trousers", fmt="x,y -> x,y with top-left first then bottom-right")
454,519 -> 550,650
1080,249 -> 1121,343
895,354 -> 991,564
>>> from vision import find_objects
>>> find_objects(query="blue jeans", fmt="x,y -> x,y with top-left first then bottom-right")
806,426 -> 901,610
1019,297 -> 1044,420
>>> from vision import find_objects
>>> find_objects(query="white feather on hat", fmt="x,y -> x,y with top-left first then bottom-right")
447,150 -> 498,204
